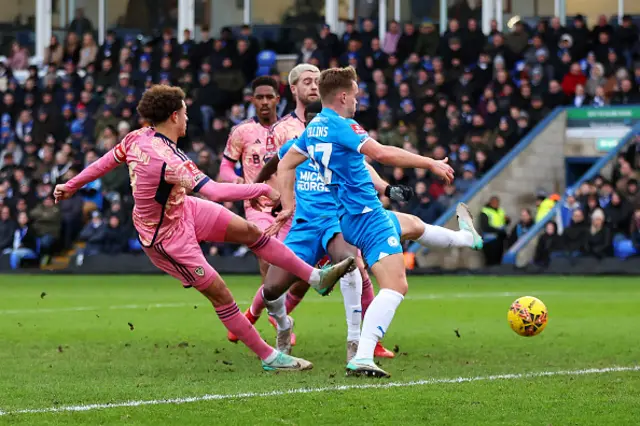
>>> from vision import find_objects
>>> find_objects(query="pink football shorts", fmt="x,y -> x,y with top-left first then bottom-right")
143,197 -> 234,291
245,208 -> 291,241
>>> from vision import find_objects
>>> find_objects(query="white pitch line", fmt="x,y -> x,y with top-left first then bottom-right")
0,366 -> 637,416
0,291 -> 605,316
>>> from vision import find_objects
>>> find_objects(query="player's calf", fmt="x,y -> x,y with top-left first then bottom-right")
200,276 -> 311,371
347,254 -> 406,377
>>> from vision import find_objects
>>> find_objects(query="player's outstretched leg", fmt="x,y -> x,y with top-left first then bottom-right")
223,215 -> 355,296
393,203 -> 483,250
199,274 -> 312,372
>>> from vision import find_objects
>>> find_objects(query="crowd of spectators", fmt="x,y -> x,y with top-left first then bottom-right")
477,137 -> 640,265
0,12 -> 640,268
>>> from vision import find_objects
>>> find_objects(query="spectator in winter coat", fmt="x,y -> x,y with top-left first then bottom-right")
584,208 -> 613,258
561,209 -> 589,255
2,211 -> 39,269
59,190 -> 83,250
561,62 -> 587,96
559,191 -> 582,231
79,211 -> 106,256
507,208 -> 534,248
29,195 -> 61,260
0,205 -> 16,252
534,221 -> 563,266
102,215 -> 129,255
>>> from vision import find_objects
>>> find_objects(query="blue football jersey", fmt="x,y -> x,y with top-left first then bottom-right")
279,138 -> 337,221
293,108 -> 381,216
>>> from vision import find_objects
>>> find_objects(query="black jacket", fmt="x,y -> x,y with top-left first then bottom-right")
0,219 -> 16,251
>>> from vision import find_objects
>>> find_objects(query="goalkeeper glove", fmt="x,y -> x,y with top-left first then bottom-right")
385,184 -> 415,202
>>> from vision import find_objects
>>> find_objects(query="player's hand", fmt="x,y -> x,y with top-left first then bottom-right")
264,209 -> 293,237
385,184 -> 415,202
53,184 -> 75,203
429,157 -> 455,184
233,177 -> 245,184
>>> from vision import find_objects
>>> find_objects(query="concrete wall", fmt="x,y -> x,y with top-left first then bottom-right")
416,111 -> 568,269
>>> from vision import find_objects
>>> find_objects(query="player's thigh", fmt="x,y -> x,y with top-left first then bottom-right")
390,211 -> 422,241
223,213 -> 264,246
370,253 -> 408,295
326,232 -> 358,263
144,233 -> 218,292
341,209 -> 402,271
189,196 -> 236,243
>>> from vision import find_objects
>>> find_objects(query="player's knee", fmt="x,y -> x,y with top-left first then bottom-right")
262,284 -> 280,301
403,215 -> 425,241
395,281 -> 409,296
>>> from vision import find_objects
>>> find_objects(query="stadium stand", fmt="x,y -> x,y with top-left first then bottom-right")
0,10 -> 639,272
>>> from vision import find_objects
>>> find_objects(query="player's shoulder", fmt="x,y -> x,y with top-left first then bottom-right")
229,117 -> 259,136
123,126 -> 154,144
270,112 -> 296,132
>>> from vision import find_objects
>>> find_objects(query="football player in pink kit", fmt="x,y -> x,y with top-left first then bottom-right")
53,85 -> 354,372
227,65 -> 321,343
219,77 -> 284,341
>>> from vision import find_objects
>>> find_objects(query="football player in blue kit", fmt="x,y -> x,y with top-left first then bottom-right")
274,67 -> 483,378
253,101 -> 407,360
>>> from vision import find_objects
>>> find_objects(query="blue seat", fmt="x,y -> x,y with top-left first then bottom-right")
128,238 -> 142,252
614,238 -> 638,259
256,66 -> 272,77
257,50 -> 277,69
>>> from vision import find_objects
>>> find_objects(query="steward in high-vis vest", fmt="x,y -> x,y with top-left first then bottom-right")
535,193 -> 561,223
479,196 -> 509,265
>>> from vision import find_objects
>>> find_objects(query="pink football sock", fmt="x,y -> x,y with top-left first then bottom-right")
249,235 -> 314,283
285,292 -> 303,314
361,278 -> 375,318
249,285 -> 266,317
215,302 -> 275,361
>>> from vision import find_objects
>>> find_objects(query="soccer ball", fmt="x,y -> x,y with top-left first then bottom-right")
508,296 -> 548,337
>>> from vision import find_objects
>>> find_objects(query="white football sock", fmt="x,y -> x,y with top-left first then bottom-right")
263,292 -> 290,331
340,270 -> 363,342
308,269 -> 321,286
416,223 -> 473,249
353,288 -> 404,361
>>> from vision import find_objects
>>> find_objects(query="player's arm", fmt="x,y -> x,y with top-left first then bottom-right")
360,138 -> 454,184
254,155 -> 279,183
165,156 -> 277,203
365,161 -> 415,202
219,128 -> 244,183
54,142 -> 125,203
276,148 -> 307,212
338,120 -> 454,183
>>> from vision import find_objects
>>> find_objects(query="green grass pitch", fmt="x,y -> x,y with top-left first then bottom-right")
0,274 -> 639,425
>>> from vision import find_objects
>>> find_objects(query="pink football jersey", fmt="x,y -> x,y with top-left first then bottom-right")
271,111 -> 306,148
114,127 -> 209,247
223,116 -> 279,211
